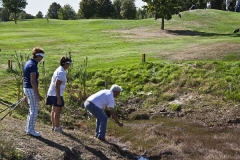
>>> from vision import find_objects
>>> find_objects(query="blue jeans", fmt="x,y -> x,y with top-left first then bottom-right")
235,5 -> 240,12
84,101 -> 108,138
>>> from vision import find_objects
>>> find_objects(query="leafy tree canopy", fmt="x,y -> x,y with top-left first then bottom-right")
79,0 -> 98,19
0,7 -> 9,21
1,0 -> 27,23
112,0 -> 122,19
36,11 -> 43,18
58,4 -> 76,20
97,0 -> 114,18
142,0 -> 180,29
120,0 -> 136,19
47,2 -> 61,19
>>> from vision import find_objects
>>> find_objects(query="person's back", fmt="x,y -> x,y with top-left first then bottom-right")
236,0 -> 240,12
84,84 -> 123,141
87,89 -> 114,109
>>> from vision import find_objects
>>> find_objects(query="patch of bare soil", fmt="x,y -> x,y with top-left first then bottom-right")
104,28 -> 240,61
103,28 -> 176,42
0,117 -> 139,160
168,42 -> 240,61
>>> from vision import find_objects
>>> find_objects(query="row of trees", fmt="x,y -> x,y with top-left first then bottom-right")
46,0 -> 137,20
0,0 -> 139,22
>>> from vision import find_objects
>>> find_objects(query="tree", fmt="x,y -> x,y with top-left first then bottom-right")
47,2 -> 61,19
143,0 -> 180,30
58,4 -> 76,20
136,8 -> 147,19
0,7 -> 9,21
120,0 -> 136,19
18,10 -> 26,20
36,11 -> 43,18
112,0 -> 122,19
79,0 -> 98,19
97,0 -> 114,18
1,0 -> 27,24
25,13 -> 34,19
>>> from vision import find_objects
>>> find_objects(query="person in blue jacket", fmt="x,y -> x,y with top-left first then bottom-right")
23,47 -> 45,137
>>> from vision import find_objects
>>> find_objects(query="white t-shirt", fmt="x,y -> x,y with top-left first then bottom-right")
47,66 -> 67,96
237,0 -> 240,6
87,89 -> 115,109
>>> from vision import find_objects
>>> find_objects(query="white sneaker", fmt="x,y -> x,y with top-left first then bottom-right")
54,127 -> 64,134
27,130 -> 41,137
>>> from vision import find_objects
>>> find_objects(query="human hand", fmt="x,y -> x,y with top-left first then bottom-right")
57,98 -> 62,105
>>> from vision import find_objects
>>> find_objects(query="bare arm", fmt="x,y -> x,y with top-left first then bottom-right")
55,80 -> 62,105
109,107 -> 123,127
30,73 -> 43,101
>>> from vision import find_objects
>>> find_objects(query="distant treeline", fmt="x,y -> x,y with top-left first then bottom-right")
0,0 -> 238,21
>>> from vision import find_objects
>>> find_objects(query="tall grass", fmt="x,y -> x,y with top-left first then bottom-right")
76,57 -> 88,102
39,60 -> 49,96
12,52 -> 29,100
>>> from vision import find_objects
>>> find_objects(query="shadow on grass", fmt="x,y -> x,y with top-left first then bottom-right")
107,141 -> 139,160
63,132 -> 111,160
84,145 -> 111,160
166,29 -> 240,37
63,132 -> 140,160
34,136 -> 82,159
34,136 -> 71,152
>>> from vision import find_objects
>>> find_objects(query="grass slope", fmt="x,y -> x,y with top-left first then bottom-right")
0,9 -> 240,102
1,9 -> 240,159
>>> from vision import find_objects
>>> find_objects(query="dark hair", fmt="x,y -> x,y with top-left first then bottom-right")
32,47 -> 44,58
60,56 -> 72,66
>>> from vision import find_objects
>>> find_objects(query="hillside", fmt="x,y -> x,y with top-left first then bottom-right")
1,9 -> 240,160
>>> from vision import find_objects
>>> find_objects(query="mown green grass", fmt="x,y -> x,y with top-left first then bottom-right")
0,10 -> 239,75
3,10 -> 240,118
0,9 -> 239,107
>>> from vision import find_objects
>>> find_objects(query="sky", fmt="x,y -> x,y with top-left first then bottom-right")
22,0 -> 147,16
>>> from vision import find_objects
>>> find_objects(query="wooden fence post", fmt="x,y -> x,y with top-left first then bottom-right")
105,81 -> 108,89
142,54 -> 146,62
8,60 -> 12,71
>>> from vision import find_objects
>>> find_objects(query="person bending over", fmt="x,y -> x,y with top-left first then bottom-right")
84,84 -> 123,141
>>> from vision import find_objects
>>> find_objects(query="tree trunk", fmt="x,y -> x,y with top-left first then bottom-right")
161,17 -> 164,30
161,0 -> 165,30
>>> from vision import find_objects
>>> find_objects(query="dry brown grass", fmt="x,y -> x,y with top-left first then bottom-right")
169,42 -> 240,61
104,28 -> 240,62
103,28 -> 177,42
